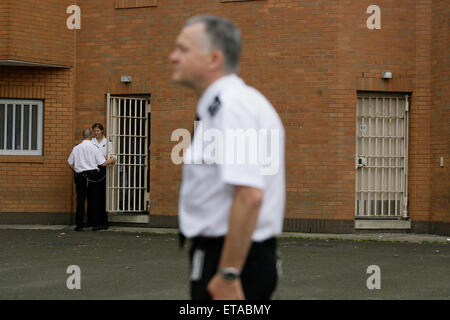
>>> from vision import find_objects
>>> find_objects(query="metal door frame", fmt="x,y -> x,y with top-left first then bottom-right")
355,92 -> 409,220
106,93 -> 151,214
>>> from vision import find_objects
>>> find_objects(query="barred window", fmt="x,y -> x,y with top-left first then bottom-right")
0,99 -> 43,156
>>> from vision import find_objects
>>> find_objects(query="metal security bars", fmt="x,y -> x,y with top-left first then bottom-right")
0,100 -> 43,155
106,94 -> 150,213
355,93 -> 409,218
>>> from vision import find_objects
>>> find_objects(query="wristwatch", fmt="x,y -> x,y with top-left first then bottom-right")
218,267 -> 240,281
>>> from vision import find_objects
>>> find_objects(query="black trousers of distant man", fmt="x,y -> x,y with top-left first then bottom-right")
97,166 -> 108,227
74,168 -> 105,228
188,236 -> 278,300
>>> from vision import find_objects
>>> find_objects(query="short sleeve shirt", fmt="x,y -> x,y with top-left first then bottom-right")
178,74 -> 285,241
91,137 -> 113,158
68,140 -> 106,173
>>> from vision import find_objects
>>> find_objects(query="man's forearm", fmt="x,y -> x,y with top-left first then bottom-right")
101,157 -> 115,167
218,186 -> 263,271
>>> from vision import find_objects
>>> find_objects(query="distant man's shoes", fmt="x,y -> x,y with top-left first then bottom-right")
74,226 -> 83,231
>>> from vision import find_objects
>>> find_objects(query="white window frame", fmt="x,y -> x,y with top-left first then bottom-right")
0,99 -> 44,156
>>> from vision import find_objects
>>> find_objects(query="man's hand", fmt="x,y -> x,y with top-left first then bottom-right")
207,273 -> 245,300
101,157 -> 115,167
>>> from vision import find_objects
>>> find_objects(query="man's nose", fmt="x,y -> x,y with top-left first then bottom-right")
169,50 -> 179,63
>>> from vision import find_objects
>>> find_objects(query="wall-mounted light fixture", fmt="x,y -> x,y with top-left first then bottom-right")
121,75 -> 132,83
381,72 -> 392,79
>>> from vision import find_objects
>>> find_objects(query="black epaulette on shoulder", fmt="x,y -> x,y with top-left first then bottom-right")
208,96 -> 221,117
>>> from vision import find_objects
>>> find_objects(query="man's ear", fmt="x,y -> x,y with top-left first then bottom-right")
209,50 -> 225,72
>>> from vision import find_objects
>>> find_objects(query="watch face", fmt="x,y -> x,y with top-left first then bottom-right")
220,268 -> 240,281
224,272 -> 238,281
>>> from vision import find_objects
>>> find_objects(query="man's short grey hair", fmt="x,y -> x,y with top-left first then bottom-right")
82,128 -> 92,139
185,15 -> 241,73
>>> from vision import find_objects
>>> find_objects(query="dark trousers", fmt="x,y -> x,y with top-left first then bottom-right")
189,236 -> 278,300
74,171 -> 95,228
98,166 -> 108,226
74,169 -> 105,228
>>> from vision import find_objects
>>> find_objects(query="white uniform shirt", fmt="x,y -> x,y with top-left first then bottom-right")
91,136 -> 113,158
178,74 -> 286,242
68,140 -> 106,173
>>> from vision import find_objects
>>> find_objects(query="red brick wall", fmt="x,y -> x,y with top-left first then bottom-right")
431,0 -> 449,224
72,0 -> 446,227
0,0 -> 447,231
0,0 -> 74,66
408,0 -> 432,223
0,67 -> 74,215
0,1 -> 9,59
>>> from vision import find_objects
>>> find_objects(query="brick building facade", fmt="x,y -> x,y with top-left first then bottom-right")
0,0 -> 448,235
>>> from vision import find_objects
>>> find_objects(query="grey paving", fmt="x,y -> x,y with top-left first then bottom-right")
0,226 -> 449,300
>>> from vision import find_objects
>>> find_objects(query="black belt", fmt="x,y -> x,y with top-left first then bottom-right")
74,169 -> 104,185
178,233 -> 224,250
75,169 -> 98,175
83,169 -> 99,174
178,232 -> 276,249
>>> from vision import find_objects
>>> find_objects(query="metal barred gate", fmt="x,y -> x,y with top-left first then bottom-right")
355,93 -> 409,219
106,94 -> 150,214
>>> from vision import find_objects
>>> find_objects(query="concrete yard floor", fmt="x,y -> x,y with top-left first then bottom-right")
0,228 -> 449,300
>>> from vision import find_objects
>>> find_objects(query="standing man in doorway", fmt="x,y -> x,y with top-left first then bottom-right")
68,128 -> 115,231
170,15 -> 285,300
92,123 -> 115,230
